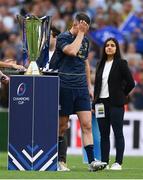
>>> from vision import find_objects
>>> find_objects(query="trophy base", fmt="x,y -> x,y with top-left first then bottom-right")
25,61 -> 40,75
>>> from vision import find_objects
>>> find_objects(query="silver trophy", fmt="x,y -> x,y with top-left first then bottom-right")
17,15 -> 51,75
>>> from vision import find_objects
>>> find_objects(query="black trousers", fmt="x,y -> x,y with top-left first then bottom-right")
97,98 -> 125,165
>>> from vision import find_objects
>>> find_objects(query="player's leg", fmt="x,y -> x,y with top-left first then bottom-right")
58,87 -> 73,171
58,115 -> 70,171
77,111 -> 107,171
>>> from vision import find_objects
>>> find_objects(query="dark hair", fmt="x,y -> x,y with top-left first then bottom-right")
75,13 -> 91,25
51,26 -> 61,37
100,37 -> 121,65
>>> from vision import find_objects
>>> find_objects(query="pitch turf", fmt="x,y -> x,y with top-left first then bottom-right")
0,152 -> 143,179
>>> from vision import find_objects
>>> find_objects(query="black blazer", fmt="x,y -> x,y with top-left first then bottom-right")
93,59 -> 135,107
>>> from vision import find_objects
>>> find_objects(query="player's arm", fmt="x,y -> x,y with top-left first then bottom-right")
63,21 -> 89,56
85,59 -> 93,99
0,61 -> 25,70
63,32 -> 84,56
0,61 -> 13,68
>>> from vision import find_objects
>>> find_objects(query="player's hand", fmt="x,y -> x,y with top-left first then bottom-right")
12,64 -> 26,70
1,74 -> 9,85
88,86 -> 93,100
78,20 -> 89,34
91,99 -> 96,113
91,105 -> 95,113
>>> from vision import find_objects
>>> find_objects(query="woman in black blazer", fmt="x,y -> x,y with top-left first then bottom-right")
93,37 -> 135,170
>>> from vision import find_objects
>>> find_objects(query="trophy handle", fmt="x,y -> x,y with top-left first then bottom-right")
38,16 -> 52,52
45,16 -> 52,41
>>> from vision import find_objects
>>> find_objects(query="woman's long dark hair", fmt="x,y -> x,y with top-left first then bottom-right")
98,37 -> 122,70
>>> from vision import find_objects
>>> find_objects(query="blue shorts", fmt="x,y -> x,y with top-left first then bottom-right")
59,87 -> 91,116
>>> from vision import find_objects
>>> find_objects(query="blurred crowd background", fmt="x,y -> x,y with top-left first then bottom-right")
0,0 -> 143,111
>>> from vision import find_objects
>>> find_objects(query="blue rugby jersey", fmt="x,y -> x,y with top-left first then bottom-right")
56,31 -> 89,89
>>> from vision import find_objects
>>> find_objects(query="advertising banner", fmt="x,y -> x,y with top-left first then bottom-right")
68,112 -> 143,156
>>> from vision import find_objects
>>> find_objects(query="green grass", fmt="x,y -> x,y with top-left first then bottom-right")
0,152 -> 143,179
